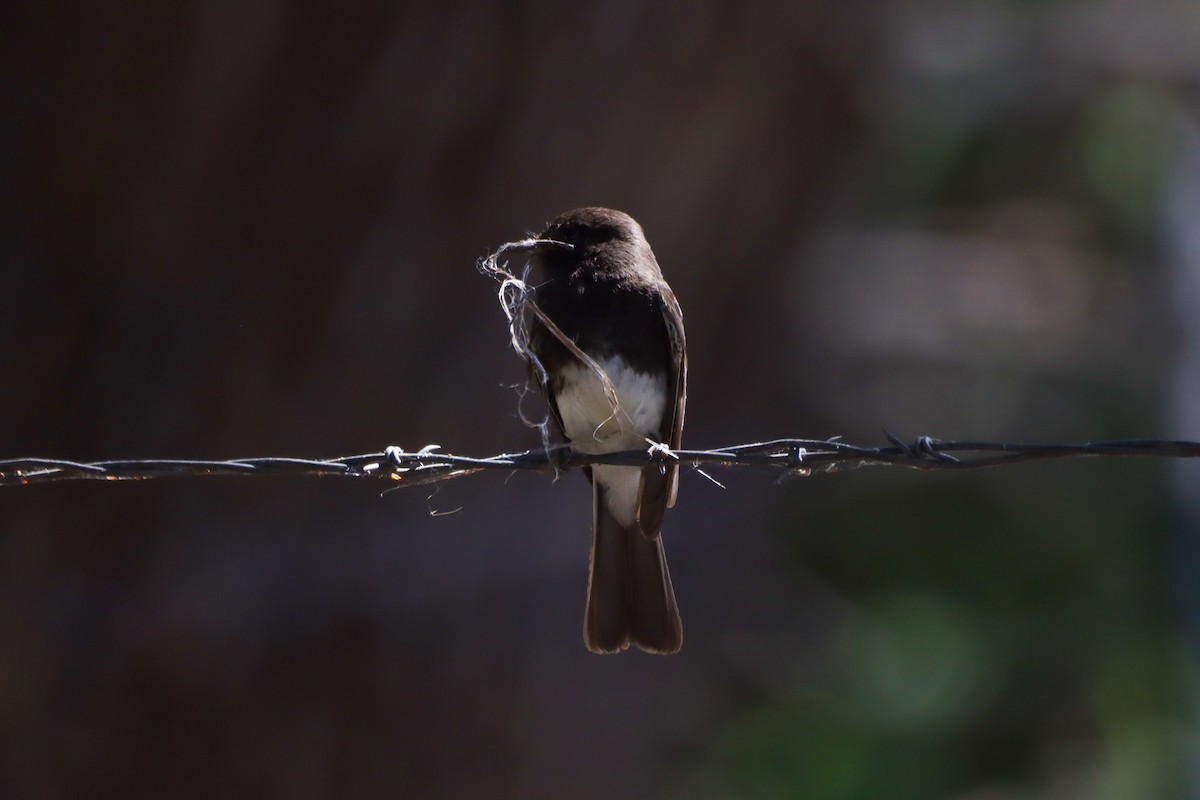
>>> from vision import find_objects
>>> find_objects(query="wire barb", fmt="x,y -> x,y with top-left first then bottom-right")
3,436 -> 1199,489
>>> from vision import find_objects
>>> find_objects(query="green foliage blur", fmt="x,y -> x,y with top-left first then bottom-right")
678,3 -> 1196,796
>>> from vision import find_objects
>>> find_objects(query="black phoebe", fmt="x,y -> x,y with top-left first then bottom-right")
526,207 -> 686,654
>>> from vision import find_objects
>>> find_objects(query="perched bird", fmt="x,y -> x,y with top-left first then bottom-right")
526,207 -> 686,654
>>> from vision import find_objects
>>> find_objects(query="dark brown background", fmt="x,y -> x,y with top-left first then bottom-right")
3,1 -> 1199,798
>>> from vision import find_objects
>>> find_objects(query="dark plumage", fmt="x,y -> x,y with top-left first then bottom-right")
527,207 -> 686,654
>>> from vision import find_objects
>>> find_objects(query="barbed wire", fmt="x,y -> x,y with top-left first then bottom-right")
3,435 -> 1198,489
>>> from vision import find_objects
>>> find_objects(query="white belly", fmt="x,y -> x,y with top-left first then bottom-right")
555,356 -> 667,528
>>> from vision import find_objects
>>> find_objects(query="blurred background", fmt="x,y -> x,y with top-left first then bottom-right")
3,0 -> 1199,797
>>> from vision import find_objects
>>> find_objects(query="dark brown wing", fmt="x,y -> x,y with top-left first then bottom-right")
526,350 -> 585,480
636,283 -> 686,537
662,284 -> 687,504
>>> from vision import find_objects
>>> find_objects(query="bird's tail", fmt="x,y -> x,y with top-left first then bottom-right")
584,482 -> 682,654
